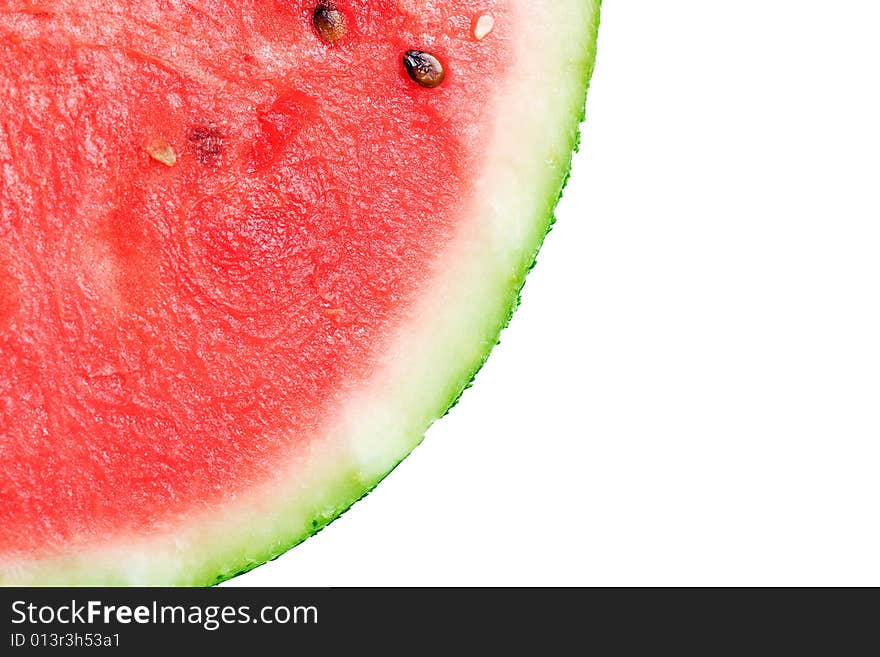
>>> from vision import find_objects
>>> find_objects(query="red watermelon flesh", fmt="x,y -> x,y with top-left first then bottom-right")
0,0 -> 600,584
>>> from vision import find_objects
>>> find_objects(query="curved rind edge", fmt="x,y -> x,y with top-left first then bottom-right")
213,1 -> 602,588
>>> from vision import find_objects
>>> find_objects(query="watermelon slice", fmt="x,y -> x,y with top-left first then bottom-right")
0,0 -> 600,585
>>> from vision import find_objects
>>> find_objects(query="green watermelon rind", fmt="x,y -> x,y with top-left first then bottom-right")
2,0 -> 601,586
212,1 -> 603,587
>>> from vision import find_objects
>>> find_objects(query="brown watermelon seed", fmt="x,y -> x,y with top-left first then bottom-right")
313,2 -> 347,43
403,50 -> 446,89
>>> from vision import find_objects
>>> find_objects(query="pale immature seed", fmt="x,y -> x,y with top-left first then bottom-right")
146,138 -> 176,167
473,13 -> 495,40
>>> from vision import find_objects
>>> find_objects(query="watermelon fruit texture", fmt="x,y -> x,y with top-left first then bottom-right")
0,0 -> 601,585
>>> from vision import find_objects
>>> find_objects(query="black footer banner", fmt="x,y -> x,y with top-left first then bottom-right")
0,587 -> 873,651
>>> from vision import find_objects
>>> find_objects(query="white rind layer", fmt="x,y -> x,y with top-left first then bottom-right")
2,0 -> 601,586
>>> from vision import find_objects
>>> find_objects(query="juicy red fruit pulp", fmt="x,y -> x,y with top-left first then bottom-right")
0,0 -> 510,558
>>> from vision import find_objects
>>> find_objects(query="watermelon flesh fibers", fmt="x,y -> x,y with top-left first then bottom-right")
0,0 -> 600,584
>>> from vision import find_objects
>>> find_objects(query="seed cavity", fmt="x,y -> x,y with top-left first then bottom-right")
403,50 -> 446,89
473,13 -> 495,40
188,125 -> 225,166
313,2 -> 347,43
146,138 -> 176,166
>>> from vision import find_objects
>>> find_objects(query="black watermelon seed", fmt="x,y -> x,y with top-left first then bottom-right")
313,2 -> 347,43
403,50 -> 446,89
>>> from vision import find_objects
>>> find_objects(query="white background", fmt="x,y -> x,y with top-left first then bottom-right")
229,1 -> 880,586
